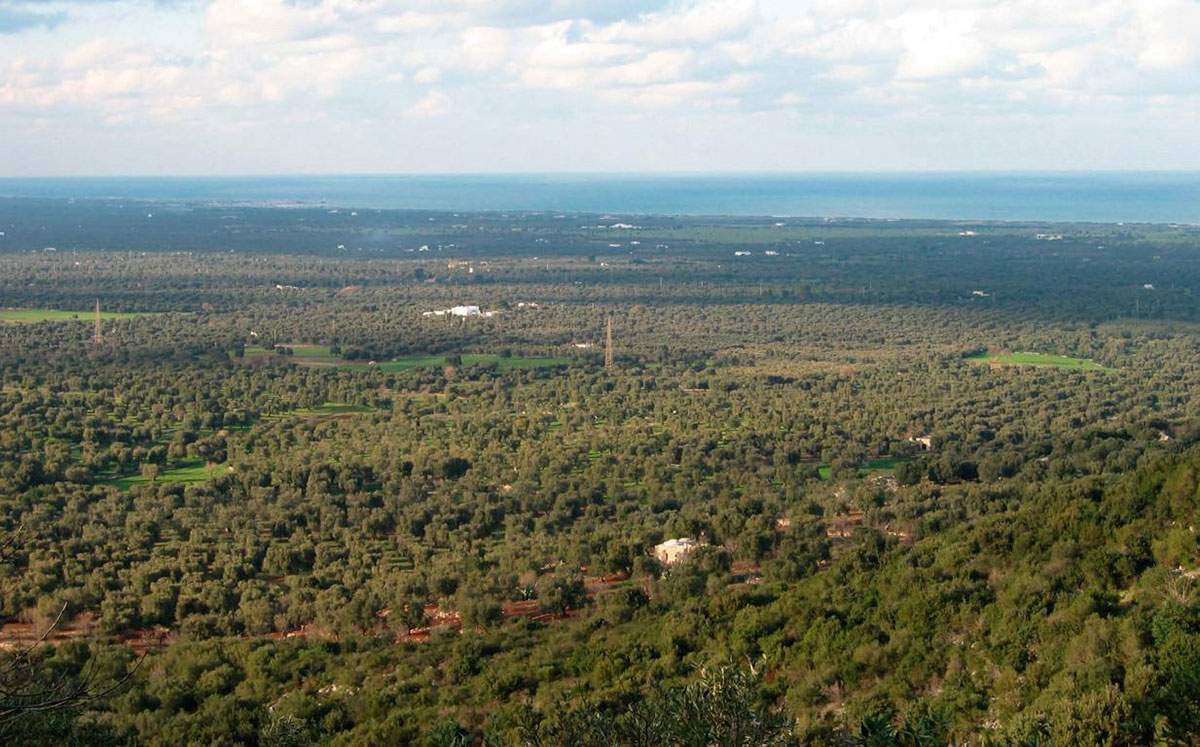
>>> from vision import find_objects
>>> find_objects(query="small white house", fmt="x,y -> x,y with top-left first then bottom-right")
654,538 -> 700,566
424,305 -> 487,318
909,435 -> 934,451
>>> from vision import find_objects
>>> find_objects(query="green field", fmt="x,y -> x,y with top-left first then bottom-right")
0,308 -> 152,323
262,402 -> 374,419
345,354 -> 569,372
244,344 -> 569,371
108,459 -> 224,490
245,344 -> 338,360
965,351 -> 1110,371
819,457 -> 907,481
280,344 -> 337,358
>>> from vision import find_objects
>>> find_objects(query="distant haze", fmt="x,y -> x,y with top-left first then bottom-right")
1,173 -> 1198,224
0,1 -> 1198,176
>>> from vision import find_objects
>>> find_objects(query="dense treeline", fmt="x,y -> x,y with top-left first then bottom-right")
2,198 -> 1198,320
14,442 -> 1200,745
1,207 -> 1199,744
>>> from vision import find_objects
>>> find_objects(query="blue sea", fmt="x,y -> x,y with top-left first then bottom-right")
0,173 -> 1197,224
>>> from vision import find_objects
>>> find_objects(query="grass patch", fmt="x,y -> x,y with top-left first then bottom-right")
346,354 -> 569,372
280,344 -> 337,358
0,308 -> 153,323
357,355 -> 447,371
246,346 -> 569,372
965,351 -> 1110,371
261,402 -> 374,420
108,459 -> 224,490
244,344 -> 339,363
819,457 -> 908,481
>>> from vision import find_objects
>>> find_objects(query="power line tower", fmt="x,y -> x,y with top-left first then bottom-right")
604,315 -> 614,371
93,299 -> 102,345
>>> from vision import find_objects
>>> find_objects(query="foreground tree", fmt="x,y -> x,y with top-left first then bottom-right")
0,529 -> 138,740
510,664 -> 796,746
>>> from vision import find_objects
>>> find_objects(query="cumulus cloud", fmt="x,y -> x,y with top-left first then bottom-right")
412,66 -> 441,84
7,0 -> 1200,116
403,89 -> 451,119
0,0 -> 1197,169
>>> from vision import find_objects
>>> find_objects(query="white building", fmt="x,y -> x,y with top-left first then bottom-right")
423,305 -> 489,318
909,435 -> 934,451
654,537 -> 700,566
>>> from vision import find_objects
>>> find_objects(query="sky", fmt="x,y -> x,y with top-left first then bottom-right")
0,0 -> 1198,176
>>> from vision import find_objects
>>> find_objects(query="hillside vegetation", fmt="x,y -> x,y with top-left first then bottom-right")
1,203 -> 1198,745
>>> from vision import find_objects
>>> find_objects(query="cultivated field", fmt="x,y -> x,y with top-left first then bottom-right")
347,353 -> 570,372
0,308 -> 151,323
965,351 -> 1110,371
106,459 -> 222,490
243,345 -> 569,371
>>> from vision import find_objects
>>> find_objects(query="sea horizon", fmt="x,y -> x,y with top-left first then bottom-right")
0,171 -> 1197,225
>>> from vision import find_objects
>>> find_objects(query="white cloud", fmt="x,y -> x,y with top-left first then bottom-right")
457,25 -> 514,71
8,0 -> 1199,116
892,9 -> 988,80
586,74 -> 749,109
413,66 -> 441,84
0,0 -> 1197,171
375,11 -> 453,35
403,89 -> 451,118
590,0 -> 759,45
